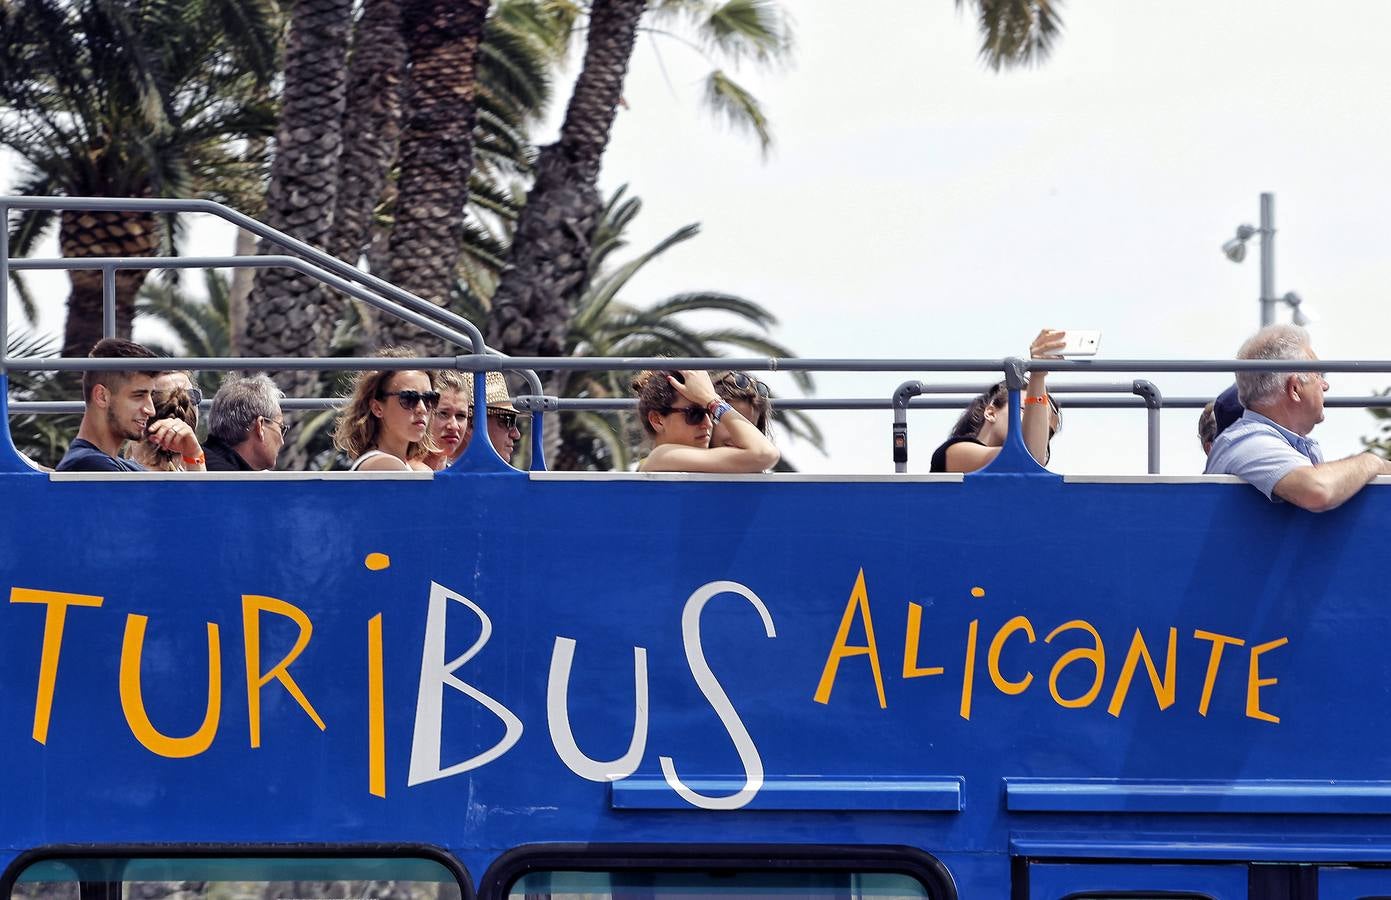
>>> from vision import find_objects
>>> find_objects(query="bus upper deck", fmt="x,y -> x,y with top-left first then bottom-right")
5,197 -> 1391,899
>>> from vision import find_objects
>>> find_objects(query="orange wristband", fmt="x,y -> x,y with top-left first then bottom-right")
1023,395 -> 1049,406
182,453 -> 206,466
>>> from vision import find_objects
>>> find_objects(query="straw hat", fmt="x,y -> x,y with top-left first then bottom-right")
455,371 -> 517,414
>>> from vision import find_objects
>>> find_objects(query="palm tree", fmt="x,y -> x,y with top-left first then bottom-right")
486,0 -> 649,360
326,0 -> 407,271
253,0 -> 558,355
245,0 -> 353,365
458,186 -> 822,470
958,0 -> 1063,70
485,0 -> 795,361
0,0 -> 279,358
135,269 -> 233,397
374,0 -> 491,350
4,330 -> 79,467
487,0 -> 1061,365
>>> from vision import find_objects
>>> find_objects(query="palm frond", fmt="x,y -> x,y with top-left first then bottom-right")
699,0 -> 794,67
702,69 -> 772,156
957,0 -> 1063,71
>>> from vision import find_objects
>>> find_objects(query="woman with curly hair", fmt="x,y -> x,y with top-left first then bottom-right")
126,386 -> 205,471
334,351 -> 439,472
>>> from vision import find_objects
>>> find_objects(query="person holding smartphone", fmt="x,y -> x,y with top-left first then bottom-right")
930,329 -> 1065,473
632,369 -> 779,473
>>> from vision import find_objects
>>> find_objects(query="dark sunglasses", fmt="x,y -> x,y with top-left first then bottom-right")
488,410 -> 519,429
664,405 -> 712,426
381,389 -> 441,410
718,372 -> 770,398
152,387 -> 204,407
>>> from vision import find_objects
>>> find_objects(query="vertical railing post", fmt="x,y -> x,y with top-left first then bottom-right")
102,265 -> 117,338
891,380 -> 924,473
1,199 -> 9,370
1132,379 -> 1163,475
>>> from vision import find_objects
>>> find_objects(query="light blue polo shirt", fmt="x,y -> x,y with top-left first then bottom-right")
1204,409 -> 1323,501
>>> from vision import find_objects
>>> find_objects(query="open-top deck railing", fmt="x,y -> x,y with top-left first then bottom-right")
6,196 -> 1391,474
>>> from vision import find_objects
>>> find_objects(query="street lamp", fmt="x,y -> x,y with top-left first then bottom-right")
1222,192 -> 1311,327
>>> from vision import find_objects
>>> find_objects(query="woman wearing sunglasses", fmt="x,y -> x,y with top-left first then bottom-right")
633,369 -> 779,473
334,359 -> 440,472
930,329 -> 1064,473
714,371 -> 772,438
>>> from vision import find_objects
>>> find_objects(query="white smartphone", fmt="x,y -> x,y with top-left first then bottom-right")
1058,330 -> 1102,356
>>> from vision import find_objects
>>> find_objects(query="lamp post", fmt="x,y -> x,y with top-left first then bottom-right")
1222,192 -> 1309,327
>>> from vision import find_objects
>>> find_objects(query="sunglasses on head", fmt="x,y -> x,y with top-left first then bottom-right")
664,405 -> 712,426
152,387 -> 204,407
488,410 -> 519,429
381,389 -> 441,410
718,372 -> 770,398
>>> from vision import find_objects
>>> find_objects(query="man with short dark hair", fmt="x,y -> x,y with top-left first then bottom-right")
57,338 -> 205,472
204,375 -> 288,471
1205,324 -> 1391,511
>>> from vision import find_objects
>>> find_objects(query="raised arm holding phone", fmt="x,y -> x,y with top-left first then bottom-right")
930,328 -> 1066,473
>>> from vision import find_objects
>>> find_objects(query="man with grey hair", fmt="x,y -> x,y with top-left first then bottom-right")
204,375 -> 289,471
1205,324 -> 1390,511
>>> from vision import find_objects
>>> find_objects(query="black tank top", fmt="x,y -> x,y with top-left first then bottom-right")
929,436 -> 986,473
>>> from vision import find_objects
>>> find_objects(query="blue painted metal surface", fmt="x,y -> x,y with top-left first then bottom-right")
5,375 -> 1391,897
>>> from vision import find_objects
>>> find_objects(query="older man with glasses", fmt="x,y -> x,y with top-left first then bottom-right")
204,375 -> 290,471
1205,324 -> 1391,512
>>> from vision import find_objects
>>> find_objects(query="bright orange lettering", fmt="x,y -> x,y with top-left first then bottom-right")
1044,620 -> 1105,709
1193,629 -> 1245,716
10,587 -> 105,744
814,569 -> 886,708
988,615 -> 1035,695
1107,627 -> 1177,717
1246,636 -> 1288,724
119,614 -> 222,758
242,595 -> 325,748
902,602 -> 944,679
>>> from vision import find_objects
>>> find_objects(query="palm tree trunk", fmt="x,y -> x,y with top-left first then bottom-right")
60,209 -> 160,357
486,0 -> 646,359
377,0 -> 489,352
245,0 -> 352,363
328,0 -> 406,270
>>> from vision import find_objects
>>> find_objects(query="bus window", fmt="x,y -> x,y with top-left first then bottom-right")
5,855 -> 467,900
507,870 -> 932,899
1029,862 -> 1246,900
1060,895 -> 1213,899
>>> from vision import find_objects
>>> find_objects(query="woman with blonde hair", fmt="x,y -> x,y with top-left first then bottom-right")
632,369 -> 778,473
334,351 -> 439,471
424,370 -> 471,469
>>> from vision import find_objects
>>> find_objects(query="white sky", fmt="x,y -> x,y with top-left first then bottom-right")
7,1 -> 1391,474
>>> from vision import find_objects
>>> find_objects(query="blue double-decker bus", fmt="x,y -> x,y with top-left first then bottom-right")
4,197 -> 1391,900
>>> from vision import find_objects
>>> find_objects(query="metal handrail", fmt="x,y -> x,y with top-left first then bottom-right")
0,196 -> 547,399
8,198 -> 1391,474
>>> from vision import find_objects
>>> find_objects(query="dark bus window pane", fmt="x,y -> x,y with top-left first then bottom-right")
508,869 -> 931,900
8,856 -> 462,900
